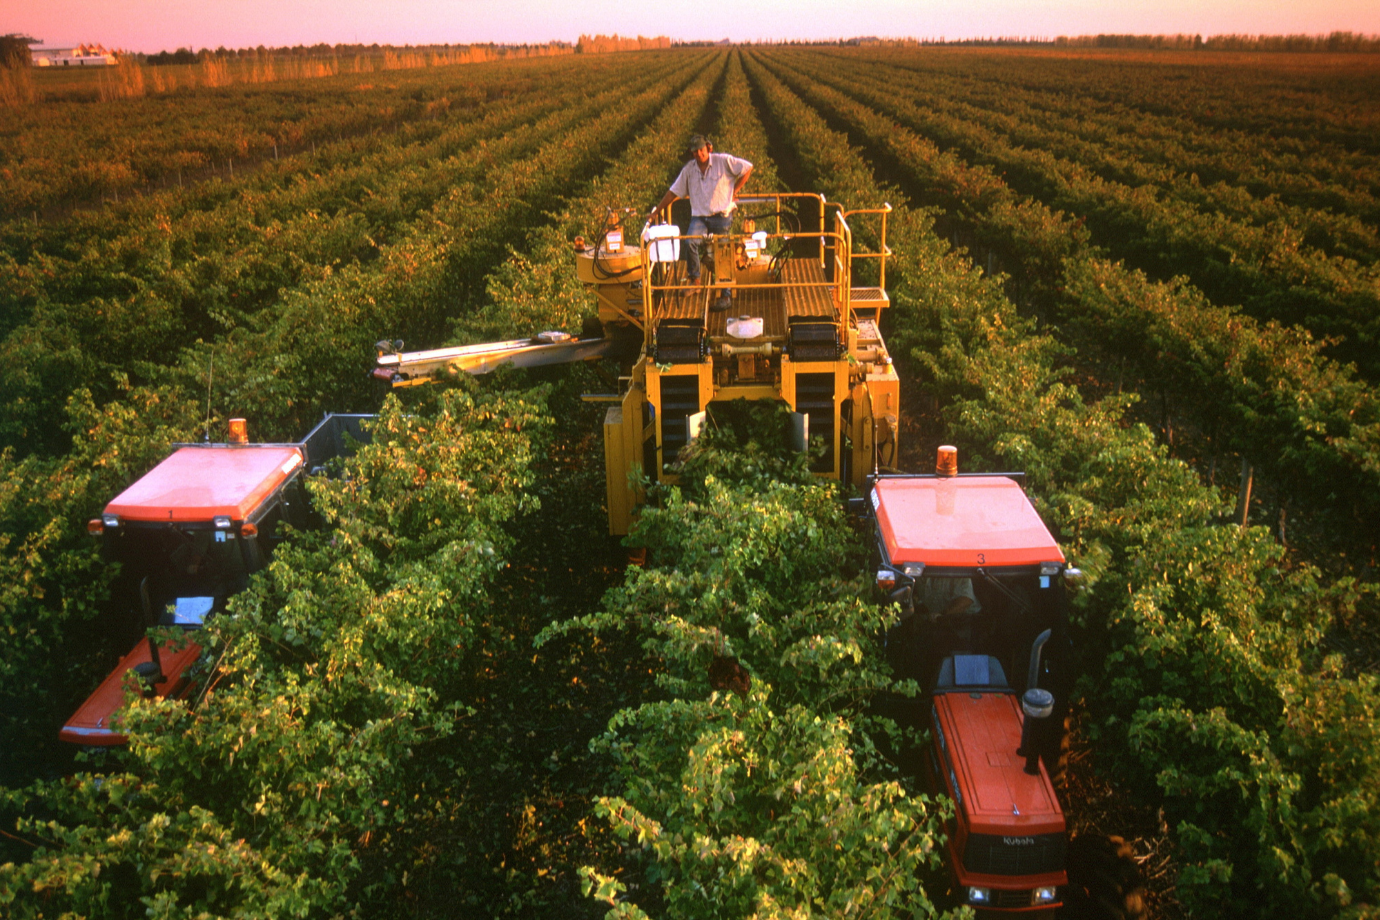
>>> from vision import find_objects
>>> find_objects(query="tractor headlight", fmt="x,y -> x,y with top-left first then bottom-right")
213,516 -> 232,530
102,513 -> 120,529
902,563 -> 925,577
1034,886 -> 1058,903
967,887 -> 991,905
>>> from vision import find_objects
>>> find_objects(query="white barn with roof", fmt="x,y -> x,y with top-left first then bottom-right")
31,45 -> 118,67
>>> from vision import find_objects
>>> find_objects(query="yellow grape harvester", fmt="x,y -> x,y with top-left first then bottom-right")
376,192 -> 899,534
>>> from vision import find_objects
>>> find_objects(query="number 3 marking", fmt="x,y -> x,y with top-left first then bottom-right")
977,553 -> 986,564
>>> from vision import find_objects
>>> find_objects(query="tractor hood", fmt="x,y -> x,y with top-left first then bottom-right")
59,636 -> 203,746
935,691 -> 1064,837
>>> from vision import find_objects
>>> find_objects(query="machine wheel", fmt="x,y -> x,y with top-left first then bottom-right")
1063,834 -> 1146,920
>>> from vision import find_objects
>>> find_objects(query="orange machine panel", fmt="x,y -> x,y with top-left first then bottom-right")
105,446 -> 303,523
59,638 -> 203,746
937,692 -> 1064,838
872,477 -> 1065,568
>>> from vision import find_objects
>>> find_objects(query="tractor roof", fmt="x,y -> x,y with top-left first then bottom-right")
871,476 -> 1064,568
935,692 -> 1064,837
104,445 -> 304,523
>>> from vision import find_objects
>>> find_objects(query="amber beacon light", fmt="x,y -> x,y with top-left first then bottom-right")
936,444 -> 958,477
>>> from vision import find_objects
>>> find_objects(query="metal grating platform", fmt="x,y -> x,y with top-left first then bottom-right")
654,262 -> 710,322
652,258 -> 840,341
849,286 -> 888,304
780,259 -> 836,318
707,282 -> 788,338
648,259 -> 833,337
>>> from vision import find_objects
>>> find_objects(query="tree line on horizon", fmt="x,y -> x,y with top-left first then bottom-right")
8,30 -> 1380,71
829,31 -> 1380,52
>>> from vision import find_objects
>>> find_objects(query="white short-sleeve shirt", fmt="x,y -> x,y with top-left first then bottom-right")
668,152 -> 753,217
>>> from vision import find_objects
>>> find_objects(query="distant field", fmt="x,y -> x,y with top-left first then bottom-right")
2,45 -> 1378,920
28,63 -> 106,91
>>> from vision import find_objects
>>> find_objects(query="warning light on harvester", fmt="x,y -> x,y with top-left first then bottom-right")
228,418 -> 248,444
87,518 -> 103,535
241,522 -> 259,537
936,445 -> 958,477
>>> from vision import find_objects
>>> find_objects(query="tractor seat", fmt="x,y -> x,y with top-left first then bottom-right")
935,654 -> 1009,692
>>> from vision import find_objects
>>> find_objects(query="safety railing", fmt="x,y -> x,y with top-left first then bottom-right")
641,191 -> 860,330
842,203 -> 892,296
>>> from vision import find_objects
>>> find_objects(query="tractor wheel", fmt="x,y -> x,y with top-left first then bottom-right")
1063,834 -> 1146,920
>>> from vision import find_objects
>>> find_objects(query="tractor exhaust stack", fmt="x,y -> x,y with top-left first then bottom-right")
1019,629 -> 1054,775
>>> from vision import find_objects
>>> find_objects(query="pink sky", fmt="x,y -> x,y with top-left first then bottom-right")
5,0 -> 1377,53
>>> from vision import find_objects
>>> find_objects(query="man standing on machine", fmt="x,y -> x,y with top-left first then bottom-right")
649,134 -> 753,312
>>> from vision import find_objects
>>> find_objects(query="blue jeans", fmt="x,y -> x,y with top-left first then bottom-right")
685,214 -> 732,281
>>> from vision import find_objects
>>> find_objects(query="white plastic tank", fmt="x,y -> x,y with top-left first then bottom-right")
642,223 -> 681,263
726,316 -> 763,339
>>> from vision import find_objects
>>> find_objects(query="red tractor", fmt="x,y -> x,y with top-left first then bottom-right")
61,414 -> 371,747
863,447 -> 1143,918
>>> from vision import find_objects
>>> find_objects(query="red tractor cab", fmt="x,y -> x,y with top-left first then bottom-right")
61,414 -> 371,747
863,453 -> 1077,915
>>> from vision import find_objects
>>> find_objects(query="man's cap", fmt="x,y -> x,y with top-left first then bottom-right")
687,134 -> 711,153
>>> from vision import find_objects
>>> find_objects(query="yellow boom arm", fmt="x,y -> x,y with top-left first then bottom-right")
374,333 -> 626,386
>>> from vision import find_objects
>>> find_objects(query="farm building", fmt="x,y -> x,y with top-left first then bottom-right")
31,45 -> 117,66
